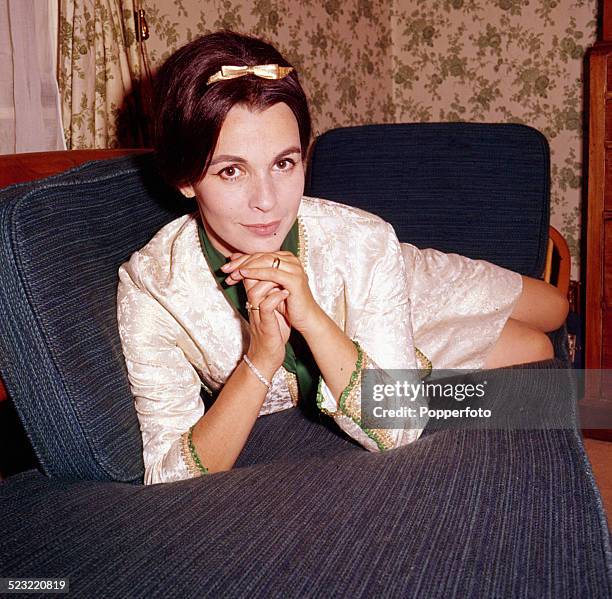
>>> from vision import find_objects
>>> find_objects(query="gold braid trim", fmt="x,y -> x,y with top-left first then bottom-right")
297,217 -> 308,268
415,347 -> 432,379
284,370 -> 300,406
315,341 -> 395,451
340,352 -> 396,451
180,429 -> 204,478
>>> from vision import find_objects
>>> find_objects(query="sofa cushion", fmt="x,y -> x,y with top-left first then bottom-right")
0,154 -> 189,482
306,122 -> 550,278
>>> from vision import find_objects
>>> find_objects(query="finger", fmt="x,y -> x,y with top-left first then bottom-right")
258,289 -> 290,322
222,254 -> 251,271
224,253 -> 270,285
247,289 -> 285,329
243,275 -> 283,294
242,277 -> 259,293
245,280 -> 283,305
228,258 -> 301,285
238,267 -> 293,287
274,298 -> 288,318
221,253 -> 253,278
276,251 -> 300,263
231,260 -> 301,287
223,251 -> 299,276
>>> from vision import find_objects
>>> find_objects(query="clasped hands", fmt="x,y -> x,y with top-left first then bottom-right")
221,251 -> 320,371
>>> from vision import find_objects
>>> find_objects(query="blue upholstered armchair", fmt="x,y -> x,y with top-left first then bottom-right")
0,124 -> 610,597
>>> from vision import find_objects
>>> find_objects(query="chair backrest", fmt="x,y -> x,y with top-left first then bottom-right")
0,153 -> 191,482
305,122 -> 550,278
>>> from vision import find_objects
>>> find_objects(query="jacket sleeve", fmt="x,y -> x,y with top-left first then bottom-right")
315,221 -> 427,452
117,254 -> 206,484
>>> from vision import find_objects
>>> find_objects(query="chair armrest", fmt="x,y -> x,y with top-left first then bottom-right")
544,225 -> 571,297
0,149 -> 150,188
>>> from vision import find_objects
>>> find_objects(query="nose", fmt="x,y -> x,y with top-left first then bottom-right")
248,172 -> 278,212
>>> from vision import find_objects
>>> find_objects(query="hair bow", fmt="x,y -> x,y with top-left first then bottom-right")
207,64 -> 294,85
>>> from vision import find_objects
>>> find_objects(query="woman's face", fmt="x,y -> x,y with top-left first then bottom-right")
180,102 -> 305,257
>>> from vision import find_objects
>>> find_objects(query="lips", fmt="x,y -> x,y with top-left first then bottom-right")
242,221 -> 281,236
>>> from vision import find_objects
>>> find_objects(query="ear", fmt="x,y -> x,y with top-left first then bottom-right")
178,184 -> 196,198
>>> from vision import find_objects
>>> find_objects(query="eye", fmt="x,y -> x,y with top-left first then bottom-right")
276,158 -> 296,171
216,165 -> 242,181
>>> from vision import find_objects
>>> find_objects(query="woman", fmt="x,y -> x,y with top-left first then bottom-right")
117,31 -> 568,484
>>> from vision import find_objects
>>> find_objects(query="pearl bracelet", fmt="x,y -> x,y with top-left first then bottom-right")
243,354 -> 272,390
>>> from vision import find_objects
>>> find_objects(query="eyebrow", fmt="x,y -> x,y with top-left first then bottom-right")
208,146 -> 302,167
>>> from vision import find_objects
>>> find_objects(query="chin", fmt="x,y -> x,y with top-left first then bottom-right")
222,237 -> 278,256
246,238 -> 284,254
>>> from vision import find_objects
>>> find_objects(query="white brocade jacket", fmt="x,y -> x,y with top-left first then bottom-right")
117,196 -> 523,484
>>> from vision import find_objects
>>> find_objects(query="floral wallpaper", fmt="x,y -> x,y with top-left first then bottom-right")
389,0 -> 597,279
69,0 -> 596,278
143,0 -> 395,132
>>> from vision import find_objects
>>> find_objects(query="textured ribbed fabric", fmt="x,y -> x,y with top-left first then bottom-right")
305,123 -> 550,278
1,423 -> 611,596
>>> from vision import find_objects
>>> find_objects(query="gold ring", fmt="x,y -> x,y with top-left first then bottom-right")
272,257 -> 281,269
245,302 -> 260,311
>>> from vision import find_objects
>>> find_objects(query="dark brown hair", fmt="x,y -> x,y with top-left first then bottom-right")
153,30 -> 312,187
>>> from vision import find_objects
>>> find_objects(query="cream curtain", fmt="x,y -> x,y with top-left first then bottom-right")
0,0 -> 66,154
59,0 -> 150,149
